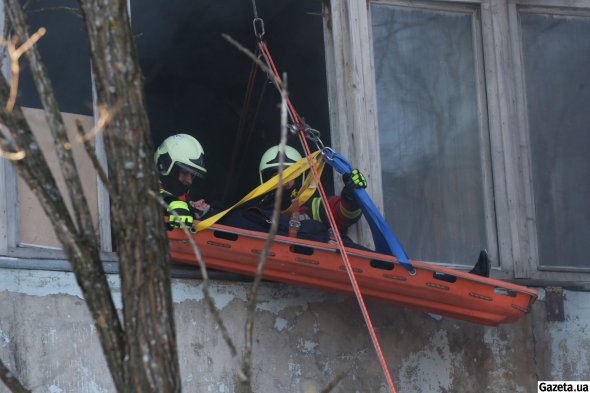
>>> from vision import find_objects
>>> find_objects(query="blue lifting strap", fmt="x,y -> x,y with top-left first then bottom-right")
322,148 -> 415,273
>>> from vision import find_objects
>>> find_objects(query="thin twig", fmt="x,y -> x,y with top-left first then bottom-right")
26,6 -> 82,18
0,358 -> 31,393
239,72 -> 290,390
0,126 -> 25,160
0,28 -> 46,112
147,190 -> 237,357
0,149 -> 25,159
74,118 -> 116,200
77,104 -> 122,142
319,368 -> 350,393
221,33 -> 284,92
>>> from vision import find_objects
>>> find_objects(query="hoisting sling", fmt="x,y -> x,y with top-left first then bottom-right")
322,148 -> 414,273
196,151 -> 324,232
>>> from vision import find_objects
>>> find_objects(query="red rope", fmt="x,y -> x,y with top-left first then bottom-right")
225,51 -> 261,199
258,39 -> 397,393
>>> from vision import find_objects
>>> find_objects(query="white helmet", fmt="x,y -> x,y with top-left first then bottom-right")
155,134 -> 206,178
155,134 -> 206,196
259,145 -> 302,184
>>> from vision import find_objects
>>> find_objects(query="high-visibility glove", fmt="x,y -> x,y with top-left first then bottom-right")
343,168 -> 367,189
166,200 -> 194,229
342,169 -> 367,202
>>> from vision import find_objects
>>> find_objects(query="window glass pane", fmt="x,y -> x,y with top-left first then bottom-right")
520,12 -> 590,269
17,0 -> 92,115
371,4 -> 493,265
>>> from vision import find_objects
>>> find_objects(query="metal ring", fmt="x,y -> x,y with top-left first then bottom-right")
253,17 -> 265,38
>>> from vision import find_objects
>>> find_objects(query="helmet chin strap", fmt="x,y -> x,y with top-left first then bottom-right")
161,173 -> 190,197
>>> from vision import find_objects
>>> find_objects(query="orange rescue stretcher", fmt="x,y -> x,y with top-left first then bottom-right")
168,224 -> 538,326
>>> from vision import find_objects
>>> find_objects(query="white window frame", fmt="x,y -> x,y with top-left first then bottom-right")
323,0 -> 590,285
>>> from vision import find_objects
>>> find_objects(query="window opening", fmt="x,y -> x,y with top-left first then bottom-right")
16,0 -> 92,115
132,0 -> 332,206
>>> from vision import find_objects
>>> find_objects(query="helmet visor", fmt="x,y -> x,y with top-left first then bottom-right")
176,162 -> 206,180
260,167 -> 279,184
261,167 -> 303,192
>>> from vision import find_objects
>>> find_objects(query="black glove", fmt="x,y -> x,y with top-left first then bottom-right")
166,200 -> 194,229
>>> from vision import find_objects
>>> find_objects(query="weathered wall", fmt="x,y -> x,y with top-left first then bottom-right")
0,268 -> 588,393
531,289 -> 590,382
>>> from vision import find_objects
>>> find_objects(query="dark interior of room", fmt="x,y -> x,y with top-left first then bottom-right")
132,0 -> 332,205
17,0 -> 93,115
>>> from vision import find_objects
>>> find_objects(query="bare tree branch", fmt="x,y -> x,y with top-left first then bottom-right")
77,0 -> 181,390
148,190 -> 238,357
0,27 -> 45,112
0,71 -> 128,391
74,118 -> 116,200
221,33 -> 284,92
0,358 -> 30,393
238,73 -> 290,392
4,0 -> 95,241
319,368 -> 349,393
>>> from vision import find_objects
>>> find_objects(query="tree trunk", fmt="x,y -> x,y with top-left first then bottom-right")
77,0 -> 181,391
1,0 -> 181,391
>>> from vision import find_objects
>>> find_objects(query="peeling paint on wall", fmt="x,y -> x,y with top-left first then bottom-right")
0,269 -> 334,315
1,267 -> 590,392
548,291 -> 590,380
398,330 -> 452,392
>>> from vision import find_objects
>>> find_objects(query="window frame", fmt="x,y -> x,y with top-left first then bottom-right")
323,0 -> 590,285
0,5 -> 115,262
507,0 -> 590,281
369,0 -> 498,268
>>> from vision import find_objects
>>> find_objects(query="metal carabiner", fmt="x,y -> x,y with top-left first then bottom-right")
322,146 -> 336,161
314,137 -> 325,152
253,17 -> 265,38
304,127 -> 321,142
288,123 -> 301,135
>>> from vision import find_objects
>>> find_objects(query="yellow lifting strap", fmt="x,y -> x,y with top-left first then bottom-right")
282,157 -> 325,216
195,151 -> 324,232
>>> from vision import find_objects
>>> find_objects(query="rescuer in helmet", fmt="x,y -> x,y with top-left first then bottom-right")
155,133 -> 211,228
258,144 -> 367,232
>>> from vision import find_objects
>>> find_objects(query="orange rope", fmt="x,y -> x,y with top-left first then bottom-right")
258,38 -> 397,393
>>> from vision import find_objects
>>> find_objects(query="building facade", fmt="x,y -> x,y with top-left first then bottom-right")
1,0 -> 589,391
